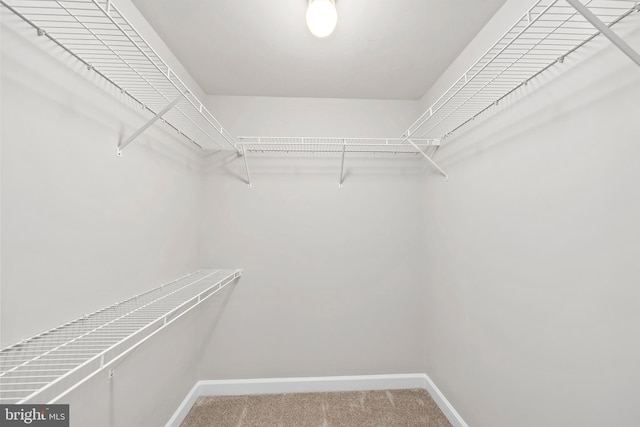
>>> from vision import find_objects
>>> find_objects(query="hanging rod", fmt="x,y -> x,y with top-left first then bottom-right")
1,0 -> 239,154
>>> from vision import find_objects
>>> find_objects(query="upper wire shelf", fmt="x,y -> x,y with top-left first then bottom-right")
1,0 -> 237,152
404,0 -> 640,142
237,136 -> 440,158
3,0 -> 638,170
0,269 -> 242,404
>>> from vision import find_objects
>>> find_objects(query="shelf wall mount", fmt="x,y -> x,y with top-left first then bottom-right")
241,147 -> 252,188
565,0 -> 640,67
116,93 -> 186,157
339,142 -> 346,188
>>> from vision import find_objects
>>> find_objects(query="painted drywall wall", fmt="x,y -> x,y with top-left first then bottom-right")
199,156 -> 429,379
1,10 -> 218,427
420,15 -> 640,427
198,94 -> 430,379
1,17 -> 202,348
207,95 -> 421,137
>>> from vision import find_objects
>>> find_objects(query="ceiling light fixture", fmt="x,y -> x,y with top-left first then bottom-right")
306,0 -> 337,38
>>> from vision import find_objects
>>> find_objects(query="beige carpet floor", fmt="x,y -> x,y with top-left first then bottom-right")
180,388 -> 452,427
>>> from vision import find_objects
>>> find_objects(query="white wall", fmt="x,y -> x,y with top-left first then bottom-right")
1,11 -> 210,427
199,95 -> 429,379
0,16 -> 203,347
208,95 -> 420,137
199,160 -> 428,379
420,15 -> 640,427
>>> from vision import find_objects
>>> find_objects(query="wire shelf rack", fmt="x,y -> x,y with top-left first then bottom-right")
237,137 -> 441,158
403,0 -> 640,142
3,0 -> 637,169
235,137 -> 444,187
0,269 -> 242,404
0,0 -> 237,152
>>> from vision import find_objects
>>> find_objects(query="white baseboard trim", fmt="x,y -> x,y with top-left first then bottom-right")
166,373 -> 468,427
165,381 -> 202,427
422,374 -> 469,427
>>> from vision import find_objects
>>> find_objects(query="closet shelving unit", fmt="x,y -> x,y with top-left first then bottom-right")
402,0 -> 640,148
1,0 -> 639,165
237,0 -> 640,180
0,0 -> 238,154
0,269 -> 242,404
236,137 -> 445,187
237,137 -> 441,156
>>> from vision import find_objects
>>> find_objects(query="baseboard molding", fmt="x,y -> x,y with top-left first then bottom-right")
421,374 -> 469,427
166,381 -> 202,427
166,373 -> 468,427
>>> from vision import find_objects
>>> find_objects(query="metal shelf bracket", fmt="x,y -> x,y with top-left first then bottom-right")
242,149 -> 252,188
407,139 -> 448,179
116,94 -> 185,157
565,0 -> 640,68
339,141 -> 346,188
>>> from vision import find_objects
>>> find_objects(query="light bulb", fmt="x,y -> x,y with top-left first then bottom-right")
306,0 -> 337,38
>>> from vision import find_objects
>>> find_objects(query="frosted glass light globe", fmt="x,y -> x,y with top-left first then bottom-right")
306,0 -> 337,38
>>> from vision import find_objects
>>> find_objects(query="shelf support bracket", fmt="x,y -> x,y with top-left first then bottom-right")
242,147 -> 252,188
117,93 -> 185,156
339,141 -> 346,188
565,0 -> 640,68
408,139 -> 448,179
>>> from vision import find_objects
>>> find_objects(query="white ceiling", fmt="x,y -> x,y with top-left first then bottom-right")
130,0 -> 508,100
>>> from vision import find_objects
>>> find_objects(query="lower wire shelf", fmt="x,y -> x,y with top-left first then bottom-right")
0,268 -> 242,404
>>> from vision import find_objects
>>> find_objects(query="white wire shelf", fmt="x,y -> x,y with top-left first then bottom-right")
4,0 -> 638,172
0,268 -> 242,404
236,137 -> 445,187
404,0 -> 640,142
1,0 -> 237,152
237,137 -> 441,157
